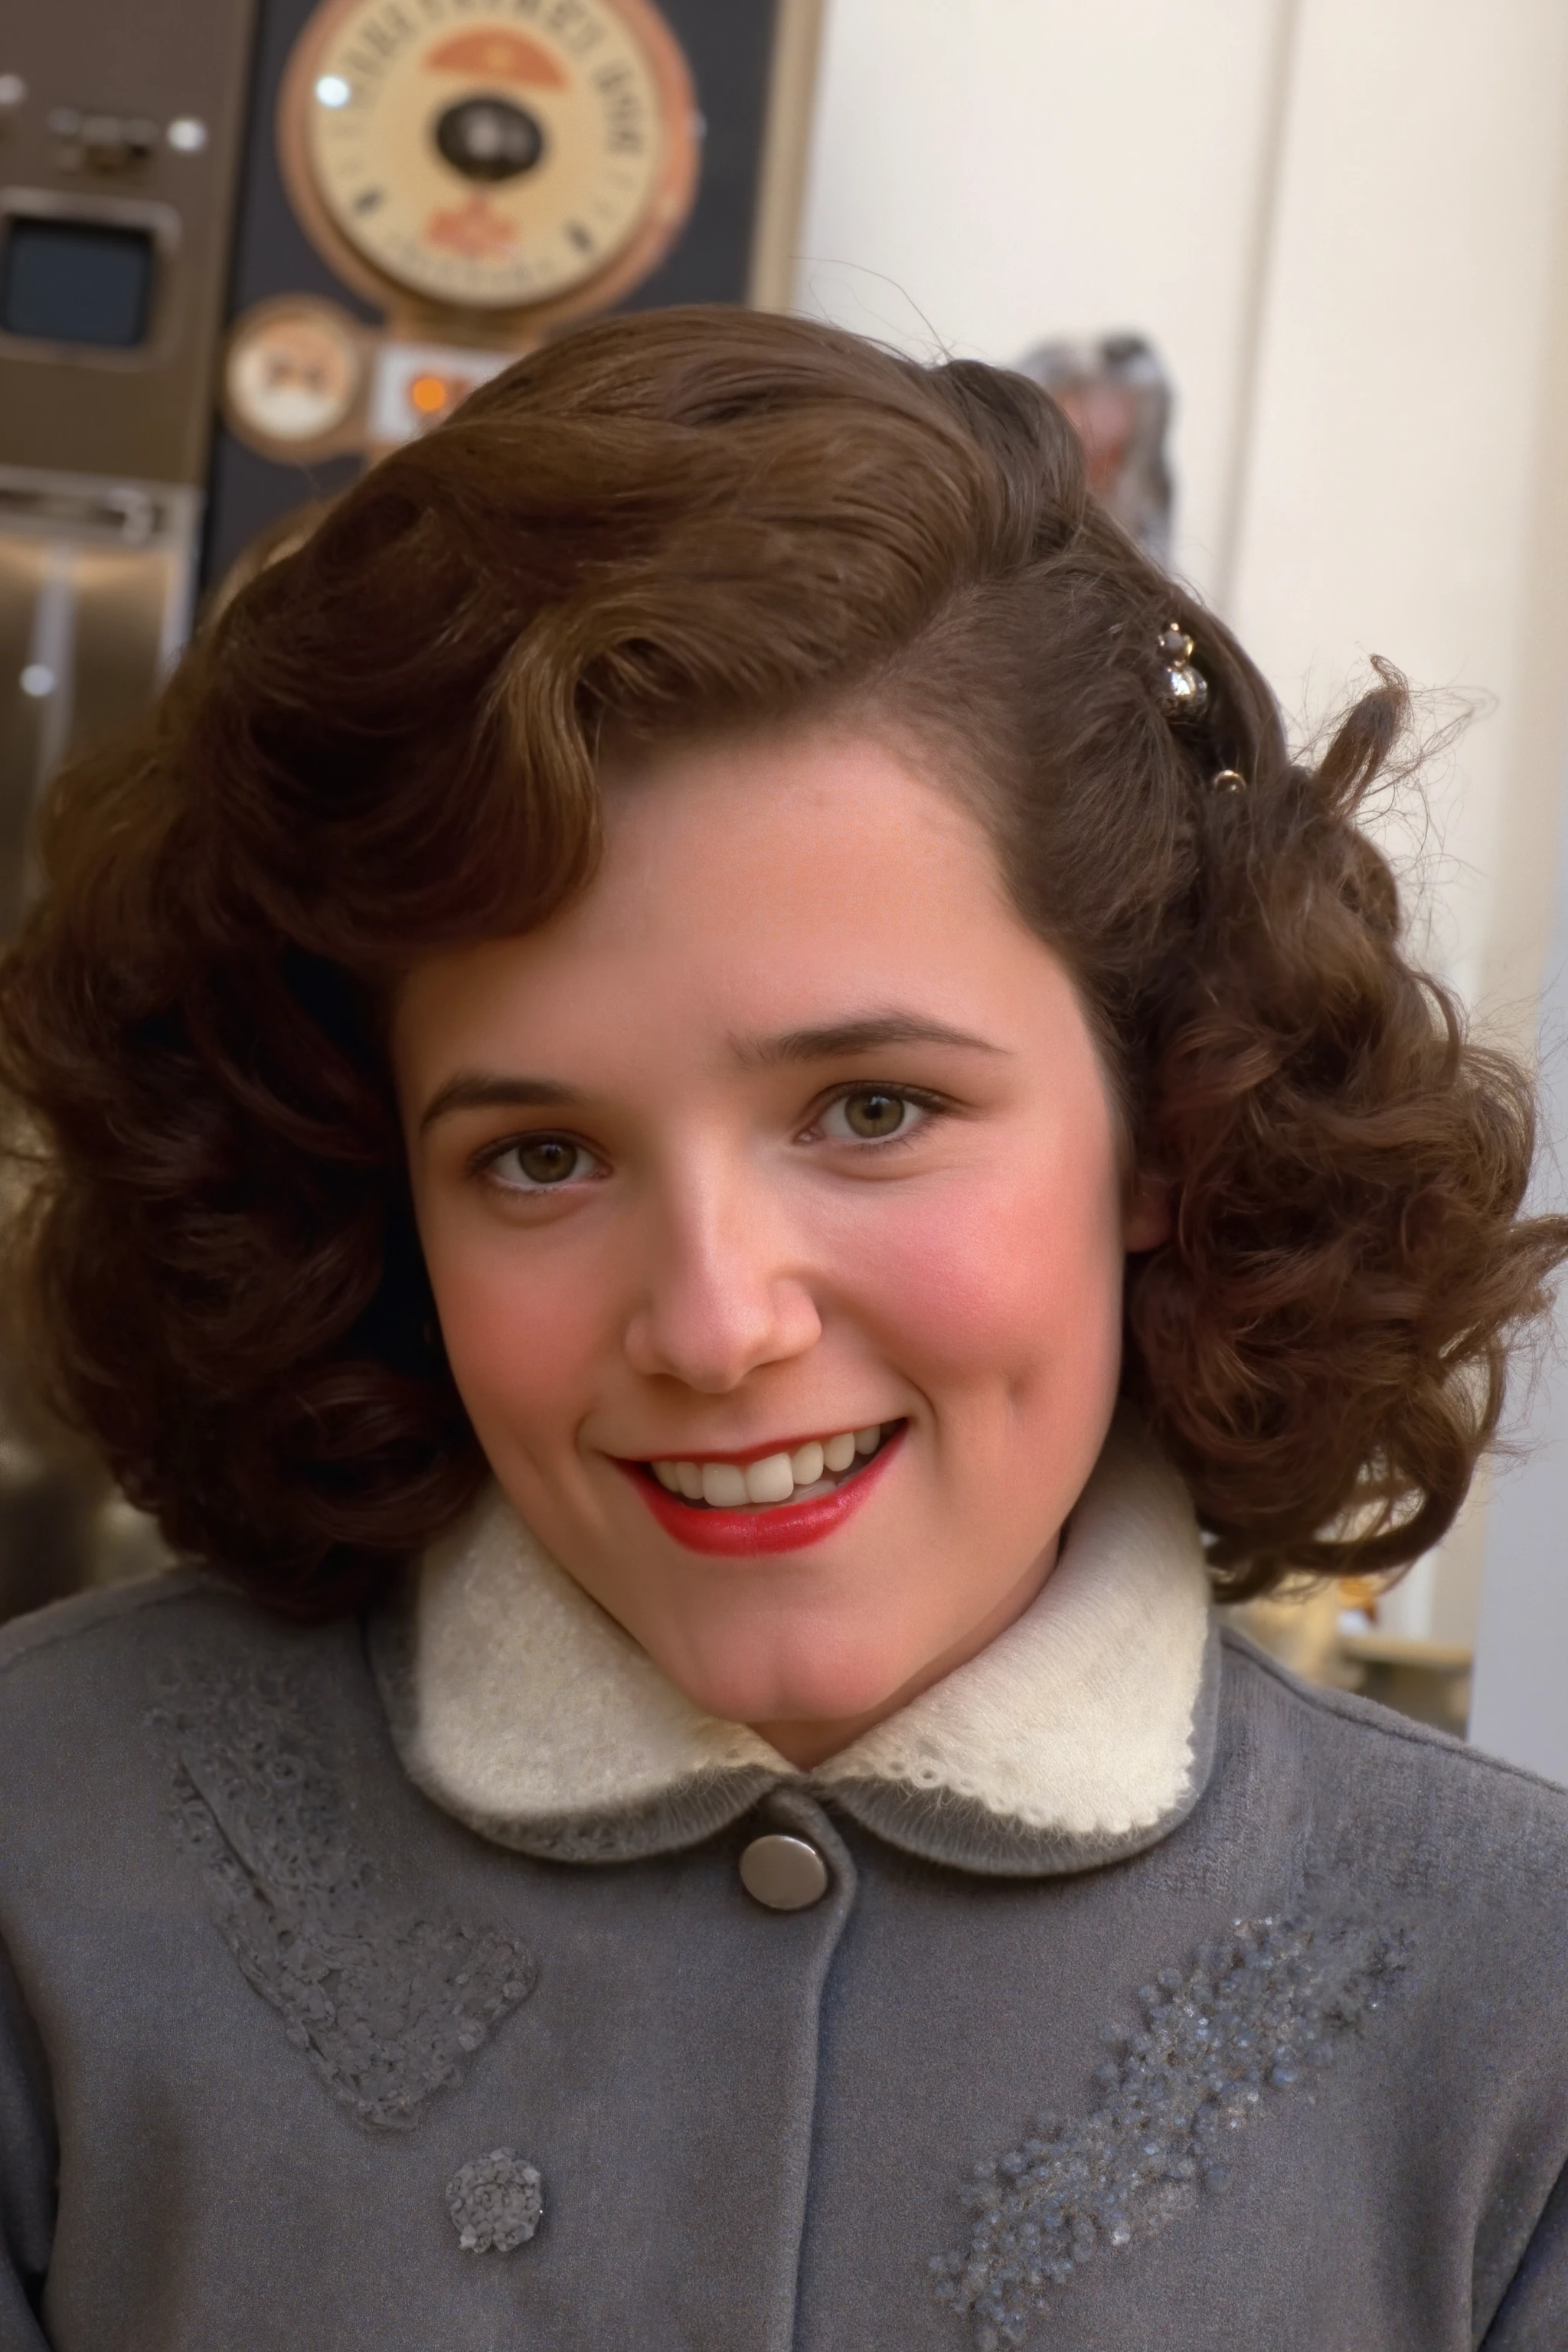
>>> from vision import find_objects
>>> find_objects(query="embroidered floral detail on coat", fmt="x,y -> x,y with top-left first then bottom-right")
148,1658 -> 536,2131
932,1913 -> 1410,2349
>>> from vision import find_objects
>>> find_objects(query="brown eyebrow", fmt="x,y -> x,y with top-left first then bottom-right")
418,1071 -> 584,1133
730,1013 -> 1008,1068
419,1014 -> 1005,1132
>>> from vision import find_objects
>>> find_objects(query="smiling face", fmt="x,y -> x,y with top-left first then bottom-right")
394,727 -> 1164,1765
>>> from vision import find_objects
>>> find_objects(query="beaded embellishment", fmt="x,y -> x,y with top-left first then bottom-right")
148,1658 -> 536,2131
931,1913 -> 1410,2348
1156,622 -> 1210,720
447,2148 -> 544,2252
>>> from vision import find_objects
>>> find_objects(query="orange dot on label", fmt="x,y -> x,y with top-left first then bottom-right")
409,374 -> 450,415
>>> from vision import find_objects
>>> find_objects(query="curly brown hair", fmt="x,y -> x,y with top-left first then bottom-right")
1,305 -> 1562,1613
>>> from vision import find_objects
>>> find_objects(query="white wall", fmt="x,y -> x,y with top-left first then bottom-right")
1227,0 -> 1568,1011
1469,779 -> 1568,1782
796,0 -> 1295,599
795,0 -> 1568,1703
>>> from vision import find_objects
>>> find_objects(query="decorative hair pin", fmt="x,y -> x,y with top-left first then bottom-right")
1156,622 -> 1246,789
1157,622 -> 1210,720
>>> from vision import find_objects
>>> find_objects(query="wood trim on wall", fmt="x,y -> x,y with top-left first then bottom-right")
747,0 -> 825,312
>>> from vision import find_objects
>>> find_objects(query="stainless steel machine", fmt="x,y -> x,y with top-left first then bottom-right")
0,0 -> 255,928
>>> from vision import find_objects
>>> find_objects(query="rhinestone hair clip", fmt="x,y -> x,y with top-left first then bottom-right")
1157,621 -> 1247,792
1156,622 -> 1210,720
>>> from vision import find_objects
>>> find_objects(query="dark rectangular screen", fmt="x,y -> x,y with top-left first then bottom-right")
0,216 -> 155,348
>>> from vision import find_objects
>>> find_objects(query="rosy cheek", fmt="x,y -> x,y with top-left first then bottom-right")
426,1236 -> 586,1439
839,1161 -> 1123,1380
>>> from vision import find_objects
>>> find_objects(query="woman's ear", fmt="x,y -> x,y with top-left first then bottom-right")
1122,1169 -> 1173,1253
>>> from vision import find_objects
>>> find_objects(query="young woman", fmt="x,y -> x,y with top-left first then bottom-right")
0,309 -> 1564,2352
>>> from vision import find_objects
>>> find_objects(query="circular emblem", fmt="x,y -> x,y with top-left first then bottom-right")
278,0 -> 699,325
222,296 -> 366,458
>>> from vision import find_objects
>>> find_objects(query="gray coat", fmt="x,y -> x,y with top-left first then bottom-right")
2,1477 -> 1567,2349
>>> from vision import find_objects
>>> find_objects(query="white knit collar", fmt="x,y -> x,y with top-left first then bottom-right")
373,1416 -> 1220,1876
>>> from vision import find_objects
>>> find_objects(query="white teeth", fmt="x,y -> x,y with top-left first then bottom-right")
649,1424 -> 887,1508
789,1439 -> 825,1486
745,1452 -> 795,1504
701,1460 -> 748,1508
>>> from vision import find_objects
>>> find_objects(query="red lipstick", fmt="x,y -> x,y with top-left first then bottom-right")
619,1425 -> 905,1556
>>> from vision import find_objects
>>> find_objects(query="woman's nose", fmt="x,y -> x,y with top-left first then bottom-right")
622,1173 -> 822,1392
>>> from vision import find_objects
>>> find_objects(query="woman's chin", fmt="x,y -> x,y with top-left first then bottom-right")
658,1645 -> 916,1741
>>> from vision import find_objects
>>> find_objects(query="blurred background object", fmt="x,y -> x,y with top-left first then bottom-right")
1227,1585 -> 1472,1737
1016,332 -> 1172,561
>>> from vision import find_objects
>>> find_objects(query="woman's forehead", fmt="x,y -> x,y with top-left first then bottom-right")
395,730 -> 1038,1053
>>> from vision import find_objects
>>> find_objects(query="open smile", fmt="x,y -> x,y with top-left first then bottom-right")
617,1422 -> 905,1555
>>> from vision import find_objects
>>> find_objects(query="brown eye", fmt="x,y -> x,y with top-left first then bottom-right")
841,1089 -> 910,1140
487,1135 -> 593,1190
518,1138 -> 577,1183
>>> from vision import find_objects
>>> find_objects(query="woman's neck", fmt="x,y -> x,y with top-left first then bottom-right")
745,1531 -> 1061,1769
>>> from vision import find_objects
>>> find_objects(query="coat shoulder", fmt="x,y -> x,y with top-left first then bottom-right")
1219,1623 -> 1568,1902
0,1570 -> 213,1672
0,1570 -> 305,1690
0,1572 -> 361,1775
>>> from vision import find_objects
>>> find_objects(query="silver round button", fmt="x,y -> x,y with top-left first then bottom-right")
739,1831 -> 829,1911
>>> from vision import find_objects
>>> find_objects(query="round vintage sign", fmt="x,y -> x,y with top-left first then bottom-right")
278,0 -> 699,328
222,295 -> 367,457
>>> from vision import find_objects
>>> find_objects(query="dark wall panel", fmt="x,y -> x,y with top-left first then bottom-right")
203,0 -> 781,590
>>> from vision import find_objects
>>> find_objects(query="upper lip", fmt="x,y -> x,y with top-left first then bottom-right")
616,1423 -> 893,1468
